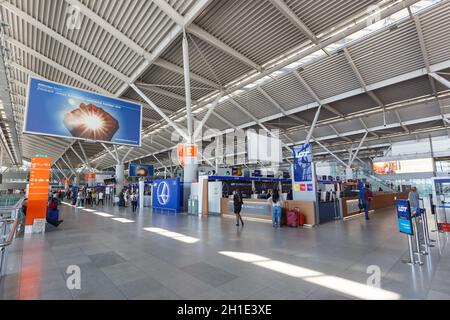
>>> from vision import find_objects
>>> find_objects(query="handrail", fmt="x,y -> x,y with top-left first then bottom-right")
0,218 -> 19,249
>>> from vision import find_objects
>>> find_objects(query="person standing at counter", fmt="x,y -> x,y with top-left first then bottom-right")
408,187 -> 420,213
233,189 -> 245,227
361,184 -> 373,221
269,190 -> 282,228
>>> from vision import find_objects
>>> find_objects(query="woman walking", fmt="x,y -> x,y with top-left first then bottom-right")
269,189 -> 282,228
233,189 -> 244,227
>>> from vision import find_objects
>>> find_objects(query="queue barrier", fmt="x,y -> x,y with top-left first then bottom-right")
402,198 -> 437,267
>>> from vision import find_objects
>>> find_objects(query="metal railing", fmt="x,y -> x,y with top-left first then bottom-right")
0,218 -> 20,277
0,197 -> 24,278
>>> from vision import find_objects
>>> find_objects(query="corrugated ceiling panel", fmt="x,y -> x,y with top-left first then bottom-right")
261,72 -> 316,111
299,53 -> 360,99
160,35 -> 254,86
234,90 -> 278,120
349,21 -> 425,85
373,76 -> 432,105
328,93 -> 378,116
214,100 -> 253,127
285,0 -> 379,36
420,1 -> 450,66
194,0 -> 308,66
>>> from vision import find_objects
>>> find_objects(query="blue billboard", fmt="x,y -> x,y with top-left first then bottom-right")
24,77 -> 142,146
129,163 -> 154,177
152,178 -> 182,213
396,199 -> 413,235
293,144 -> 313,183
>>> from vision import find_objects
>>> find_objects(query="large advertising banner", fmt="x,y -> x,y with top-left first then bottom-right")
26,156 -> 51,228
396,199 -> 414,235
24,77 -> 142,147
293,144 -> 313,182
152,178 -> 182,213
129,163 -> 154,177
292,144 -> 316,202
373,158 -> 433,175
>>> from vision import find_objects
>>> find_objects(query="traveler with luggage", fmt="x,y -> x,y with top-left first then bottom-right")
268,189 -> 282,228
47,197 -> 64,227
233,189 -> 245,227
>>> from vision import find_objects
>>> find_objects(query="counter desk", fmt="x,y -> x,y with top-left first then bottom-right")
221,198 -> 272,220
341,191 -> 409,219
220,198 -> 317,226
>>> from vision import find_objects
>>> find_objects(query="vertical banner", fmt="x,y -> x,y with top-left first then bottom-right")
396,199 -> 414,235
26,156 -> 52,229
292,144 -> 317,202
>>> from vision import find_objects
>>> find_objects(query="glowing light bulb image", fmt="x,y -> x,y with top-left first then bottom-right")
63,103 -> 119,141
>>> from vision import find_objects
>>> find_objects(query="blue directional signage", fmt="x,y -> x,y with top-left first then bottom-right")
152,178 -> 182,213
396,199 -> 414,235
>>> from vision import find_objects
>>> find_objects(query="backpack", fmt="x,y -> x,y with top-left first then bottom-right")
365,190 -> 373,202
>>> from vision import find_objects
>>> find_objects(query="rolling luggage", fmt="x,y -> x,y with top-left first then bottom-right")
287,210 -> 299,228
298,213 -> 306,226
47,208 -> 60,224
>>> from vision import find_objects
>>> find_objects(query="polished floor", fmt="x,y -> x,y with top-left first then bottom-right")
1,201 -> 450,300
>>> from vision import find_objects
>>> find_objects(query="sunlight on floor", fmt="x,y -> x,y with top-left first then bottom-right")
143,227 -> 200,244
219,251 -> 401,300
112,218 -> 135,223
92,212 -> 114,218
82,209 -> 97,212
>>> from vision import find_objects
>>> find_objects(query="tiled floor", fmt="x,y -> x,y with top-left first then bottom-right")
1,202 -> 450,300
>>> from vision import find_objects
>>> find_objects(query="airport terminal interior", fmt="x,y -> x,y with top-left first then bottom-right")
1,0 -> 450,301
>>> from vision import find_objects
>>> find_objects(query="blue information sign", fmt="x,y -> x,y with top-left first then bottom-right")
152,178 -> 182,213
396,199 -> 414,235
293,144 -> 313,183
24,77 -> 142,146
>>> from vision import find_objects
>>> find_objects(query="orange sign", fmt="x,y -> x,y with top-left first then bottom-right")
84,173 -> 96,180
26,156 -> 52,226
177,144 -> 198,168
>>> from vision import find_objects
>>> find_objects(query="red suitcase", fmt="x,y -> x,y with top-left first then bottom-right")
287,210 -> 299,228
298,213 -> 306,226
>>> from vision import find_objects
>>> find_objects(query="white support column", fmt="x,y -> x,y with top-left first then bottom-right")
182,30 -> 194,142
130,84 -> 189,141
101,143 -> 120,164
306,105 -> 323,144
313,138 -> 348,168
349,132 -> 368,167
430,73 -> 450,89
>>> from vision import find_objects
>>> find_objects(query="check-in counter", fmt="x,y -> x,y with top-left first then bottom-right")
341,191 -> 409,219
221,198 -> 272,220
221,198 -> 317,226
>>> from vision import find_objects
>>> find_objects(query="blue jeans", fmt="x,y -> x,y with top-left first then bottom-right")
363,202 -> 370,219
272,206 -> 281,226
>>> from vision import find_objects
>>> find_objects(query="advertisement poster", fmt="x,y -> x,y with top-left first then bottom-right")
152,178 -> 182,213
293,144 -> 313,183
373,158 -> 433,175
129,164 -> 154,177
24,77 -> 142,146
396,199 -> 413,235
292,144 -> 316,202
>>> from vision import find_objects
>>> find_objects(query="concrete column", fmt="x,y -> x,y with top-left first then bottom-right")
115,164 -> 125,193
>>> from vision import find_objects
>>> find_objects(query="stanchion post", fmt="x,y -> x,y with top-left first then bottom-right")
413,217 -> 424,265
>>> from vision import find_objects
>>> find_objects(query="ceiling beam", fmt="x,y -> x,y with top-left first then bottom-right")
268,0 -> 318,45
